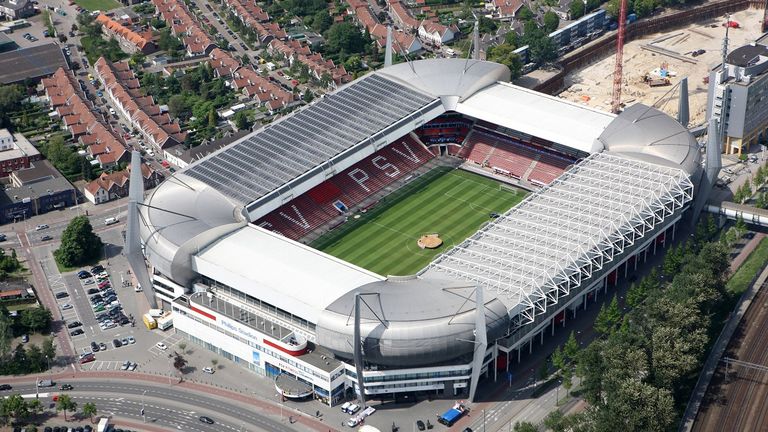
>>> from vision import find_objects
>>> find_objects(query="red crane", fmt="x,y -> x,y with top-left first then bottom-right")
611,0 -> 628,114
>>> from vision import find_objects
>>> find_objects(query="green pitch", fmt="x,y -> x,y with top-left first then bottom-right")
312,167 -> 526,276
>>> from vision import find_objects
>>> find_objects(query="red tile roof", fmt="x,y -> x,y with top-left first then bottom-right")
95,14 -> 153,50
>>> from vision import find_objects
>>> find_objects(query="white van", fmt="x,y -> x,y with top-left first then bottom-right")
340,402 -> 351,413
104,217 -> 118,225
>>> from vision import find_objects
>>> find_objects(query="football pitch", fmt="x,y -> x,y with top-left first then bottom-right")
312,167 -> 527,276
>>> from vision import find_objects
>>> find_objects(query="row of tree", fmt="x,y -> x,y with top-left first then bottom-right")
544,216 -> 732,431
0,393 -> 97,425
486,6 -> 559,79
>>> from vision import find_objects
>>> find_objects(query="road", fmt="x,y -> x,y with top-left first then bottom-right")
2,378 -> 298,432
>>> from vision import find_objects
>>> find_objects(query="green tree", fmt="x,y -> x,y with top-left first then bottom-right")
53,216 -> 103,268
167,94 -> 189,121
563,331 -> 579,362
303,90 -> 315,103
211,358 -> 218,368
478,16 -> 498,34
27,399 -> 42,416
513,421 -> 538,432
0,84 -> 25,128
55,394 -> 77,421
529,34 -> 558,64
517,6 -> 534,21
569,0 -> 585,19
20,306 -> 52,332
233,111 -> 250,131
504,31 -> 519,48
0,314 -> 11,363
207,109 -> 217,129
543,11 -> 560,33
42,337 -> 56,365
82,402 -> 97,423
312,10 -> 333,33
594,295 -> 621,335
544,409 -> 567,432
2,394 -> 28,424
487,43 -> 523,79
26,343 -> 44,372
81,156 -> 95,181
324,22 -> 366,59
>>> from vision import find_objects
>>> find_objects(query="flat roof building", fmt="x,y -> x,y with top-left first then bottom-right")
0,160 -> 76,224
0,129 -> 41,178
0,44 -> 67,85
707,33 -> 768,155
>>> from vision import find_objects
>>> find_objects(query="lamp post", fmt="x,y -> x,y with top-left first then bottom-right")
168,354 -> 173,385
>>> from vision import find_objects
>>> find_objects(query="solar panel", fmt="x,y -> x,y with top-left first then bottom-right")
182,74 -> 437,205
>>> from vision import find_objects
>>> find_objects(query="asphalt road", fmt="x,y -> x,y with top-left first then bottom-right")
1,380 -> 295,432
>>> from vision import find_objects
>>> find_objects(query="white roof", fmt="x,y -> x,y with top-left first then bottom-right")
457,82 -> 615,154
421,152 -> 694,325
192,225 -> 383,324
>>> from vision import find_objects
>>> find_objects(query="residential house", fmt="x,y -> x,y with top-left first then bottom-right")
0,0 -> 34,21
418,19 -> 457,47
0,129 -> 41,178
95,14 -> 157,54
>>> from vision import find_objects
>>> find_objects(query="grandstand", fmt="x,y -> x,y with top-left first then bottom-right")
132,58 -> 702,406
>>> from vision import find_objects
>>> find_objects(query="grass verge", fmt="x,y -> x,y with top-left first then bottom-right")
74,0 -> 121,11
726,236 -> 768,295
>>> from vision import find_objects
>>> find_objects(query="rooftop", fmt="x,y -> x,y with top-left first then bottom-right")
726,42 -> 768,68
0,130 -> 40,162
0,44 -> 67,85
0,161 -> 74,205
421,152 -> 694,325
182,73 -> 438,207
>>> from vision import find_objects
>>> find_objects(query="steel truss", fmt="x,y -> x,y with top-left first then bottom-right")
421,153 -> 694,330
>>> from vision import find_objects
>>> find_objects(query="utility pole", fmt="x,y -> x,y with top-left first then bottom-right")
141,390 -> 146,423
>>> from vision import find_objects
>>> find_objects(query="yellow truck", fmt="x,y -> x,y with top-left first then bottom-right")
142,313 -> 157,330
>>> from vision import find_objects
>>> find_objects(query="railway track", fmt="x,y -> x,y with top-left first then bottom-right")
693,281 -> 768,431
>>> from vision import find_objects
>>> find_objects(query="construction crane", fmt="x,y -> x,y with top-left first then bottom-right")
611,0 -> 628,114
763,1 -> 768,33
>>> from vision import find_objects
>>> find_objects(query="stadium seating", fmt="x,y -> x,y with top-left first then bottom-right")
255,135 -> 434,240
415,116 -> 473,151
463,129 -> 575,184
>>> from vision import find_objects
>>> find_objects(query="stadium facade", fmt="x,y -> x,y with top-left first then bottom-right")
130,59 -> 702,406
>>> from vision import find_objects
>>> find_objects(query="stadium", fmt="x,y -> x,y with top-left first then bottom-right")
128,58 -> 701,406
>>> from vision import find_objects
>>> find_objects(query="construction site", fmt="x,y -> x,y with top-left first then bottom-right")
558,7 -> 766,128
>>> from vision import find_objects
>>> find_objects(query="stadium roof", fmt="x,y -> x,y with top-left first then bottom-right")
456,82 -> 615,154
0,44 -> 67,85
193,226 -> 383,324
420,152 -> 694,325
183,73 -> 440,207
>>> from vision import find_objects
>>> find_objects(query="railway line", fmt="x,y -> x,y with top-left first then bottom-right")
692,280 -> 768,431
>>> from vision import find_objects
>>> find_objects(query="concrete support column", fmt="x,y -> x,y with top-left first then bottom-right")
624,261 -> 628,278
551,316 -> 555,336
529,339 -> 533,354
584,293 -> 588,310
672,223 -> 676,241
540,329 -> 544,345
654,239 -> 657,255
562,309 -> 566,328
634,254 -> 639,271
644,248 -> 648,263
517,347 -> 521,363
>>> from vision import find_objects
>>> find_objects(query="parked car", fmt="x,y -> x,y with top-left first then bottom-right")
35,224 -> 49,231
70,329 -> 84,336
41,235 -> 53,241
87,288 -> 99,295
112,339 -> 122,348
203,367 -> 215,374
66,321 -> 82,329
156,342 -> 167,350
61,303 -> 73,310
55,291 -> 69,299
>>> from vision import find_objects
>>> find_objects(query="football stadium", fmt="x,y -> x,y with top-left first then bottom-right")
127,58 -> 702,406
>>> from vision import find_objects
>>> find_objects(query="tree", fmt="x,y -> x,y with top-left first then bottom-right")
54,216 -> 103,268
0,84 -> 25,128
20,306 -> 52,332
129,52 -> 146,68
312,10 -> 333,34
27,399 -> 42,416
82,402 -> 97,422
517,6 -> 534,21
81,156 -> 95,181
595,295 -> 621,335
42,337 -> 56,366
543,11 -> 560,33
324,22 -> 366,59
487,43 -> 523,79
211,358 -> 218,368
178,341 -> 187,353
207,109 -> 217,129
478,16 -> 498,35
563,331 -> 579,362
233,111 -> 250,131
26,343 -> 44,372
2,394 -> 28,424
55,394 -> 77,421
544,409 -> 567,432
569,0 -> 585,19
167,94 -> 189,121
512,421 -> 538,432
303,90 -> 315,103
0,315 -> 10,363
529,34 -> 558,64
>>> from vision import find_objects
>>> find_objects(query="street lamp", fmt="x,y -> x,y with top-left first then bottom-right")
141,390 -> 146,423
168,354 -> 173,385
